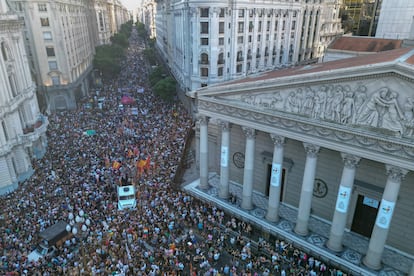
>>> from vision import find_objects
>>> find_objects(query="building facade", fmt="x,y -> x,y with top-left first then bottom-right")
188,47 -> 414,273
155,0 -> 343,92
375,0 -> 414,39
0,0 -> 48,194
8,0 -> 129,112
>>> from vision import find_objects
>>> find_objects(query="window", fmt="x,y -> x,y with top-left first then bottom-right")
200,22 -> 209,34
274,21 -> 278,31
267,21 -> 270,31
292,21 -> 296,30
43,31 -> 52,41
40,17 -> 49,27
258,21 -> 262,32
282,20 -> 285,31
249,21 -> 253,32
2,121 -> 8,141
46,46 -> 55,57
219,8 -> 225,17
219,22 -> 225,34
201,38 -> 209,45
237,36 -> 243,44
1,42 -> 9,61
200,68 -> 208,77
200,8 -> 209,18
38,3 -> 47,12
200,53 -> 209,64
218,53 -> 224,64
238,9 -> 244,18
218,67 -> 223,76
236,64 -> 242,73
258,35 -> 261,42
51,76 -> 60,85
248,35 -> 252,43
219,38 -> 224,45
237,51 -> 243,61
48,61 -> 57,70
238,22 -> 244,33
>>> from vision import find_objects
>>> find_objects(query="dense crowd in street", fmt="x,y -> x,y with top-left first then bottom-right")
0,29 -> 347,276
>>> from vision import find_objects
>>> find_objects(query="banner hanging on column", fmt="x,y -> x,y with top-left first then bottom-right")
376,199 -> 395,229
220,146 -> 228,167
335,185 -> 351,213
270,163 -> 281,187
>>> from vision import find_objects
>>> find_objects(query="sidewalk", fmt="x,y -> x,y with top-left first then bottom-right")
181,164 -> 413,276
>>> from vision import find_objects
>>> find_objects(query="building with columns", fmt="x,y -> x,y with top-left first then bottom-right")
0,0 -> 48,194
155,0 -> 343,92
188,47 -> 414,272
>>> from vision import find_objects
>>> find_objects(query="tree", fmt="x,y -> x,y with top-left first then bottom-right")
111,33 -> 129,48
136,22 -> 147,38
149,66 -> 165,86
93,44 -> 124,78
153,77 -> 176,101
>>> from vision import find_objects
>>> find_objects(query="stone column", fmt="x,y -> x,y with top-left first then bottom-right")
195,121 -> 200,170
265,134 -> 285,222
241,127 -> 256,210
326,153 -> 361,252
294,143 -> 320,236
219,121 -> 231,199
198,116 -> 209,190
363,165 -> 408,270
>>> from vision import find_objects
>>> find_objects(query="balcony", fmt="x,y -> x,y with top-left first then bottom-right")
20,116 -> 49,144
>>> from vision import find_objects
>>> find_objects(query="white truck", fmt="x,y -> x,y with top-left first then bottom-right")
117,185 -> 137,210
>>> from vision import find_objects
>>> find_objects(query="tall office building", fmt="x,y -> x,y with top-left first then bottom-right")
375,0 -> 414,39
0,0 -> 48,194
7,0 -> 129,111
155,0 -> 343,92
8,0 -> 97,111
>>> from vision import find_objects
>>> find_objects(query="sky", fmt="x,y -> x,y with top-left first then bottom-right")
120,0 -> 140,11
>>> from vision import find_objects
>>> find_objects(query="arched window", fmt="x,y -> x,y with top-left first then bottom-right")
218,53 -> 224,64
200,53 -> 209,64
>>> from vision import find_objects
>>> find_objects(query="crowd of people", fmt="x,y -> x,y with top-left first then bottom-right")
0,28 -> 347,276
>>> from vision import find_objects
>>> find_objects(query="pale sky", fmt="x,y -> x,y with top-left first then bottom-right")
120,0 -> 140,11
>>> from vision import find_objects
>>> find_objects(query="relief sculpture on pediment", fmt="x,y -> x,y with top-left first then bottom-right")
238,83 -> 413,138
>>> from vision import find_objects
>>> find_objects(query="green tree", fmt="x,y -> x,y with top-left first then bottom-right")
149,66 -> 165,86
136,22 -> 147,38
153,77 -> 177,101
93,44 -> 124,78
111,33 -> 129,48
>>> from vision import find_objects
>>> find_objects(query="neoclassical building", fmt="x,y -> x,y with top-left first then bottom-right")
156,0 -> 343,92
188,47 -> 414,271
0,0 -> 48,194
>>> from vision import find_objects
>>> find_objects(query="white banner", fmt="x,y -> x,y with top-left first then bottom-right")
335,185 -> 351,213
270,163 -> 281,187
220,146 -> 228,167
376,199 -> 395,229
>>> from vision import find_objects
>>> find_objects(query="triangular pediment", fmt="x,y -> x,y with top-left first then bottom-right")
196,68 -> 414,139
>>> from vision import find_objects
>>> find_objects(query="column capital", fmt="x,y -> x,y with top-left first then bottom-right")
197,115 -> 209,126
218,120 -> 231,131
303,143 -> 320,158
242,126 -> 256,139
385,165 -> 408,182
270,134 -> 285,147
340,153 -> 361,169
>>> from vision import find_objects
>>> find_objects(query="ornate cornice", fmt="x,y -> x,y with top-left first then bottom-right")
198,100 -> 414,169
